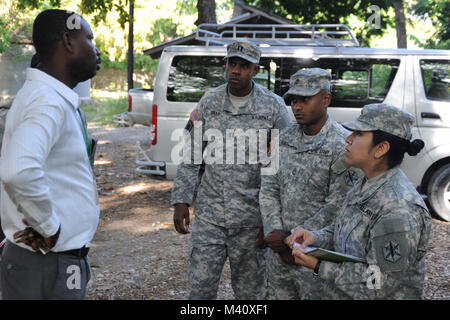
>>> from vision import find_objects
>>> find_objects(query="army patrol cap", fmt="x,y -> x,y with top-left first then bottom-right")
225,41 -> 261,64
342,103 -> 415,140
283,68 -> 331,102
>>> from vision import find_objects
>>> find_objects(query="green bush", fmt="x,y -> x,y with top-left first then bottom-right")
82,93 -> 128,126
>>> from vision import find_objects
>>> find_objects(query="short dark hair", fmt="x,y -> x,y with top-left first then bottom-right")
32,9 -> 82,58
371,130 -> 425,168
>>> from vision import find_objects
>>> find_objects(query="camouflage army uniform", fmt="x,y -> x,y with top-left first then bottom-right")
171,41 -> 291,299
260,117 -> 358,299
260,68 -> 360,300
312,168 -> 431,299
310,104 -> 432,299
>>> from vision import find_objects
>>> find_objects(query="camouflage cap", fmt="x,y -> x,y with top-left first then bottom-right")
342,103 -> 415,140
283,68 -> 331,102
226,41 -> 261,64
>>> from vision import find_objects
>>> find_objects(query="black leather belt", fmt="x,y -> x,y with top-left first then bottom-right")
59,246 -> 89,258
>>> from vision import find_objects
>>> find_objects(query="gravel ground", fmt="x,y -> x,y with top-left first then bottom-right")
86,124 -> 232,300
84,124 -> 448,300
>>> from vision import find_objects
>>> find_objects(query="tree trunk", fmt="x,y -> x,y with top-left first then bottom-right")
195,0 -> 217,26
232,0 -> 246,19
127,0 -> 134,91
392,0 -> 407,48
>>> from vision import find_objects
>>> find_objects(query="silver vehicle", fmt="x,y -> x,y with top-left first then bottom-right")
127,24 -> 450,220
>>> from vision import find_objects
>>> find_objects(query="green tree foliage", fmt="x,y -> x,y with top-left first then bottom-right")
16,0 -> 61,9
0,16 -> 12,54
148,18 -> 179,46
7,0 -> 153,71
243,0 -> 393,47
79,0 -> 131,29
0,0 -> 44,54
411,0 -> 449,49
1,0 -> 226,71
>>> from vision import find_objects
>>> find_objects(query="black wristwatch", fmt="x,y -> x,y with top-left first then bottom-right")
313,260 -> 321,276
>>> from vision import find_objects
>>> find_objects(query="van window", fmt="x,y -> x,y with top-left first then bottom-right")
167,56 -> 225,102
334,70 -> 369,100
253,58 -> 276,91
167,56 -> 277,101
273,57 -> 400,108
420,60 -> 450,101
167,55 -> 400,107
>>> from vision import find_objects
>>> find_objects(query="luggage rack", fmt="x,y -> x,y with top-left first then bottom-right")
196,23 -> 360,47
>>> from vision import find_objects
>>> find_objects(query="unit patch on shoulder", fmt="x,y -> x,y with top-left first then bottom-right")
345,169 -> 359,186
383,240 -> 401,263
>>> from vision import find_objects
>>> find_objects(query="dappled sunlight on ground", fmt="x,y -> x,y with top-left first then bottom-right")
119,183 -> 152,194
117,182 -> 161,194
94,159 -> 113,166
97,139 -> 112,144
103,215 -> 174,235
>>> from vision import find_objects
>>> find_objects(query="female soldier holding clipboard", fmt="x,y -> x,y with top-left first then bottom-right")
288,103 -> 432,299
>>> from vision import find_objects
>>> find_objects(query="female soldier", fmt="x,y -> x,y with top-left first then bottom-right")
288,103 -> 431,299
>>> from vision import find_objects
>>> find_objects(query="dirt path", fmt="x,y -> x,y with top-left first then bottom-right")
86,124 -> 449,300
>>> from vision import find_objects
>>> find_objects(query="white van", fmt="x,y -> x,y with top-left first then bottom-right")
130,24 -> 450,220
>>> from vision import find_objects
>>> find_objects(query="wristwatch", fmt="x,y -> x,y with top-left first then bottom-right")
313,260 -> 322,276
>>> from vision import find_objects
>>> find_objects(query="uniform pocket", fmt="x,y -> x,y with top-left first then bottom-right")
304,155 -> 331,192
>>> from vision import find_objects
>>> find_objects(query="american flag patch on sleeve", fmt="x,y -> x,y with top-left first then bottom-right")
190,109 -> 200,122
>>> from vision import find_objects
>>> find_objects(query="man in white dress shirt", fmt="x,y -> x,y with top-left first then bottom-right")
0,9 -> 101,299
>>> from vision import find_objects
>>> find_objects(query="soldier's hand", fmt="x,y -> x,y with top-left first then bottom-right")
292,246 -> 319,270
255,226 -> 267,249
173,203 -> 190,234
278,249 -> 295,265
264,229 -> 287,253
287,228 -> 317,250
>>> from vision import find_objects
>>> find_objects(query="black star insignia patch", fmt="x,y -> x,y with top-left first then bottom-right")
345,169 -> 359,186
383,240 -> 401,263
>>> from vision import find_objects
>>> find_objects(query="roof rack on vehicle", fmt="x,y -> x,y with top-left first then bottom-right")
196,24 -> 360,47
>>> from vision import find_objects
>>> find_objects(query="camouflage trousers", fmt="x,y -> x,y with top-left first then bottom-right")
188,217 -> 265,300
263,248 -> 326,300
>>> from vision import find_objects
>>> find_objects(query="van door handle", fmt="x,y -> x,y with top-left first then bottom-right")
421,112 -> 440,119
